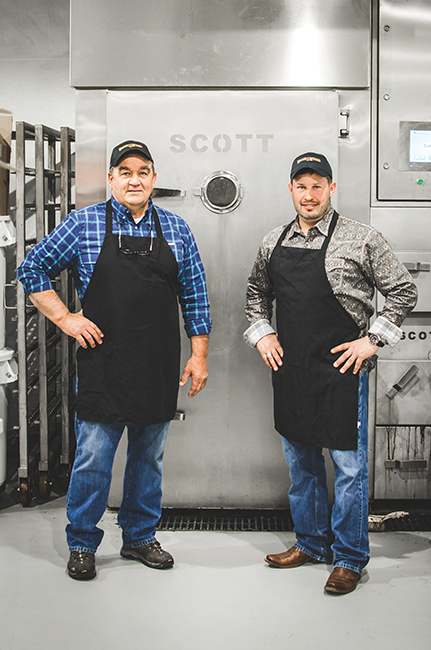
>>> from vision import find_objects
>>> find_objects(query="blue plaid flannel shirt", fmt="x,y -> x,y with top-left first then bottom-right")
17,196 -> 211,338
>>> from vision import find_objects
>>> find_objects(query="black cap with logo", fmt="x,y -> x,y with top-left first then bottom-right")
109,140 -> 154,168
290,152 -> 333,180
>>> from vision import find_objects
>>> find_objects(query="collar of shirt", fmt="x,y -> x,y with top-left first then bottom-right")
286,206 -> 335,241
110,195 -> 154,228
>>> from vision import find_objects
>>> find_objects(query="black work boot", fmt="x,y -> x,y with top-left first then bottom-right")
120,541 -> 174,569
67,551 -> 96,580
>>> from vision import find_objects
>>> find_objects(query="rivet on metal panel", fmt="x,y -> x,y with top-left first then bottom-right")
383,163 -> 390,170
384,25 -> 390,32
383,94 -> 390,101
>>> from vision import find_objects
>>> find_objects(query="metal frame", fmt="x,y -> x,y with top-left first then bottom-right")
14,122 -> 75,505
15,122 -> 33,505
59,127 -> 76,487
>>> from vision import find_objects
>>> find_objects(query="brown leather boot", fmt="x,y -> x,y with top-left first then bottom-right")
324,567 -> 361,594
265,545 -> 323,568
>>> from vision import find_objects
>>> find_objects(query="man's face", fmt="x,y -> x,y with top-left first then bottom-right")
289,172 -> 336,227
108,155 -> 157,215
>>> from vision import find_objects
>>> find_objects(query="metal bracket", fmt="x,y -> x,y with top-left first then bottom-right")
0,215 -> 16,247
385,459 -> 427,470
386,364 -> 419,399
0,349 -> 18,384
152,188 -> 186,198
174,409 -> 186,421
404,261 -> 430,273
4,279 -> 17,310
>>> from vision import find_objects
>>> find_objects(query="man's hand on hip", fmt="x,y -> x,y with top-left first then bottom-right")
56,311 -> 104,348
331,337 -> 378,375
29,289 -> 103,348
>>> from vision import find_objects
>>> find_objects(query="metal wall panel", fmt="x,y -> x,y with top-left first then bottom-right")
376,361 -> 431,426
371,311 -> 431,499
370,207 -> 431,249
377,0 -> 431,200
376,252 -> 431,312
337,90 -> 371,224
371,0 -> 431,500
0,0 -> 74,131
377,323 -> 431,361
374,426 -> 431,499
75,91 -> 108,209
70,0 -> 370,89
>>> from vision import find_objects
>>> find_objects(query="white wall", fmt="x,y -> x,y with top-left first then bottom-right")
0,0 -> 74,130
0,1 -> 74,438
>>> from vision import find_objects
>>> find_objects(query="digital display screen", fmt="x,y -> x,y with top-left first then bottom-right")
410,129 -> 431,164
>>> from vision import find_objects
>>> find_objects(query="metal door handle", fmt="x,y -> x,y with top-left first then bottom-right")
404,262 -> 430,272
4,280 -> 17,310
339,109 -> 350,138
152,188 -> 186,198
386,364 -> 419,399
385,459 -> 427,469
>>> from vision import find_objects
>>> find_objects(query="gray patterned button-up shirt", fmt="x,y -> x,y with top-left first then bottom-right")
244,208 -> 418,352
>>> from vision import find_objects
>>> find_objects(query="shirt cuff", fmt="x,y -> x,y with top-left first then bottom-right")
243,319 -> 276,347
369,316 -> 404,347
185,318 -> 212,338
17,274 -> 54,296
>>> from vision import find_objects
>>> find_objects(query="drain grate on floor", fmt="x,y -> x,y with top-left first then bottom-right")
156,508 -> 431,532
157,509 -> 294,532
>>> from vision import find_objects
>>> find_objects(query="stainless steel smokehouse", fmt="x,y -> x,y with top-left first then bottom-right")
69,0 -> 431,507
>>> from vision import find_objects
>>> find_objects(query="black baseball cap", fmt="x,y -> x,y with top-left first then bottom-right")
109,140 -> 154,168
290,152 -> 333,180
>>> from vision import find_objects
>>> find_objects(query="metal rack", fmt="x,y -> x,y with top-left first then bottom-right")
14,122 -> 76,505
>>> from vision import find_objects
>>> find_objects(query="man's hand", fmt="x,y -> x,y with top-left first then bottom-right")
179,334 -> 209,397
331,337 -> 378,375
56,311 -> 104,349
29,289 -> 103,348
256,334 -> 284,371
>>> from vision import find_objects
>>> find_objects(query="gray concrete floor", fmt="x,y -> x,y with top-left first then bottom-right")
0,496 -> 430,650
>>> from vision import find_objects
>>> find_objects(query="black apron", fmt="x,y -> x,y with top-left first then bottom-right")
76,200 -> 180,427
269,211 -> 360,450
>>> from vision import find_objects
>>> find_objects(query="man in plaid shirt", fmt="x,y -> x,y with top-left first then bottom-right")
18,140 -> 211,581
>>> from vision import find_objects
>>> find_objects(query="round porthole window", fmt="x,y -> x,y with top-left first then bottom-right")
199,171 -> 243,214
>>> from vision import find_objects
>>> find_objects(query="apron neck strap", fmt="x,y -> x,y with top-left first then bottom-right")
106,199 -> 113,234
151,207 -> 163,239
276,219 -> 296,246
322,210 -> 339,253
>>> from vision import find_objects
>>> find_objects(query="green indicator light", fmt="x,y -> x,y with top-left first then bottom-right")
417,178 -> 425,185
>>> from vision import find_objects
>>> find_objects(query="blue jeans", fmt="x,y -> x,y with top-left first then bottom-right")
282,371 -> 369,574
66,418 -> 169,553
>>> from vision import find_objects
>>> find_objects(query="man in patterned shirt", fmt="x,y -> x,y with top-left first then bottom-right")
244,152 -> 417,594
18,140 -> 211,580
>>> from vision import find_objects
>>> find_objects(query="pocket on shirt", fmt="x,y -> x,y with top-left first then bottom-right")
325,257 -> 345,290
